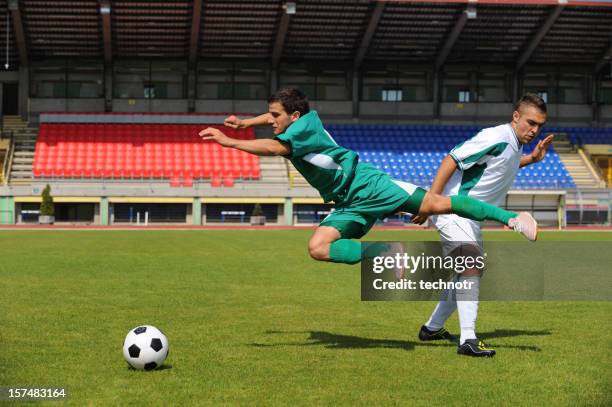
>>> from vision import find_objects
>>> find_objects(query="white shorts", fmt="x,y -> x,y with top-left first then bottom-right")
431,214 -> 483,257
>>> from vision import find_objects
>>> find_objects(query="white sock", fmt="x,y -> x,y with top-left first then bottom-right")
425,288 -> 457,330
456,275 -> 480,345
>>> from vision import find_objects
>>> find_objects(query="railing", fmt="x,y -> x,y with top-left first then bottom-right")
2,132 -> 15,185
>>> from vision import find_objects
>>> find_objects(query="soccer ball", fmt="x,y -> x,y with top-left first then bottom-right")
122,325 -> 169,370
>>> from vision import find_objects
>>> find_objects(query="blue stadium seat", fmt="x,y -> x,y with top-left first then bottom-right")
328,123 -> 586,189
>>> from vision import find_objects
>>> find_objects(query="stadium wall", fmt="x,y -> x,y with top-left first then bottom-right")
0,183 -> 580,228
14,61 -> 612,126
25,98 -> 607,127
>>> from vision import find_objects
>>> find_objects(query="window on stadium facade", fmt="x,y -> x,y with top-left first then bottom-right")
476,72 -> 508,102
30,60 -> 103,98
197,61 -> 268,100
361,65 -> 429,102
382,89 -> 402,102
279,63 -> 350,101
601,87 -> 612,104
442,71 -> 472,103
113,61 -> 186,99
522,72 -> 556,103
458,90 -> 470,103
557,73 -> 588,104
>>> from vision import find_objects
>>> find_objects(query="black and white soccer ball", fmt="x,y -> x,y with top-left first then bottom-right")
122,325 -> 169,370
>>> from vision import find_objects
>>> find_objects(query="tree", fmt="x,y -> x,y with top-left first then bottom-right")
250,203 -> 265,225
251,203 -> 263,217
40,184 -> 54,217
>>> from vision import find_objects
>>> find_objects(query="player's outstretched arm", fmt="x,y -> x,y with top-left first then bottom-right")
224,113 -> 272,129
520,134 -> 554,167
199,127 -> 291,156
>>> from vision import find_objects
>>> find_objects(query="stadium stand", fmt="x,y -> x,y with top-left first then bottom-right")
28,120 -> 612,190
31,114 -> 260,186
564,128 -> 612,145
326,124 -> 577,189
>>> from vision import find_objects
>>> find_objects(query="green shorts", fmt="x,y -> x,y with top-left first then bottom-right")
319,163 -> 427,239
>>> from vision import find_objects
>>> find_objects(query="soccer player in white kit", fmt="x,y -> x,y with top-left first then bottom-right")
413,93 -> 554,357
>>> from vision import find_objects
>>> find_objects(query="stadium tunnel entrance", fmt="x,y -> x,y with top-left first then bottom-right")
293,203 -> 333,225
204,203 -> 278,224
111,203 -> 188,224
16,202 -> 95,224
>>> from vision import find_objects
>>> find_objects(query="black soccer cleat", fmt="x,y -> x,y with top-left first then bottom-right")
418,325 -> 455,341
457,339 -> 496,357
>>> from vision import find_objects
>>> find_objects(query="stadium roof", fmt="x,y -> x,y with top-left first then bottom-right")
0,0 -> 610,73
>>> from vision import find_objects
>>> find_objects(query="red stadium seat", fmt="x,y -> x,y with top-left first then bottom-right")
222,177 -> 234,187
33,120 -> 259,181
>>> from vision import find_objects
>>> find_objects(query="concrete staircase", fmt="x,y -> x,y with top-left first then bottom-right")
553,134 -> 605,188
253,126 -> 297,186
286,162 -> 310,188
258,156 -> 289,184
4,115 -> 38,185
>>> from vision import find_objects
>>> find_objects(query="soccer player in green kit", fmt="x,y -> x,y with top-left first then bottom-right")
199,88 -> 537,265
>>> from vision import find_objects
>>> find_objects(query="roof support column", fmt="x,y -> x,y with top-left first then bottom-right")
99,0 -> 113,112
104,66 -> 112,112
352,70 -> 359,119
271,9 -> 291,70
8,0 -> 27,68
433,71 -> 440,121
515,5 -> 564,72
18,66 -> 28,118
592,72 -> 600,125
188,0 -> 202,112
354,2 -> 384,70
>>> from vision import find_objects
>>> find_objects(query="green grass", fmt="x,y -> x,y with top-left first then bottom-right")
0,230 -> 610,406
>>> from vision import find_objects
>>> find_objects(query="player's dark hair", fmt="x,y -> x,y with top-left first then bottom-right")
268,88 -> 310,117
514,93 -> 547,114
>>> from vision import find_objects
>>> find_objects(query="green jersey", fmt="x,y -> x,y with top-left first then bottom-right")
275,111 -> 358,202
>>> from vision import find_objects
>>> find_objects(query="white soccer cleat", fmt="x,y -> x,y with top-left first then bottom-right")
508,212 -> 538,241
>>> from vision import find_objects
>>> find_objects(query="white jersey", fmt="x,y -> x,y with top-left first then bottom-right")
445,123 -> 522,207
432,123 -> 523,242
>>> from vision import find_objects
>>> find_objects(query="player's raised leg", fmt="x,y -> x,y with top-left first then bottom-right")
417,192 -> 538,241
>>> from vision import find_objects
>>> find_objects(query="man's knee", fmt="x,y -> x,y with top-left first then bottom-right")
308,240 -> 330,261
421,192 -> 449,215
450,244 -> 483,277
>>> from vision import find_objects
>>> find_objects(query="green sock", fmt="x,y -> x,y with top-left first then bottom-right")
450,195 -> 517,225
329,239 -> 361,265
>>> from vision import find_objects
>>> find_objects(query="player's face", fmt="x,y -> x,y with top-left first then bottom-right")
512,105 -> 547,145
268,102 -> 300,135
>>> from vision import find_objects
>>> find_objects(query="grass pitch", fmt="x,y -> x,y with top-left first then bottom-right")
1,230 -> 610,406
